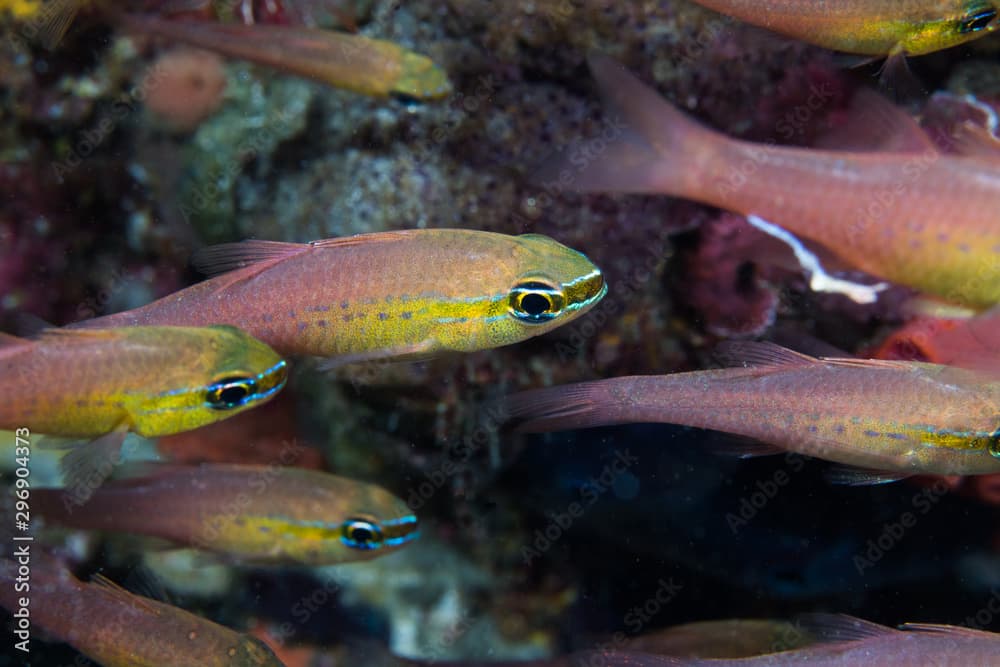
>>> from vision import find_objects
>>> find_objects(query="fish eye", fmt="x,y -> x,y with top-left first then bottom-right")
205,376 -> 257,410
988,430 -> 1000,459
340,518 -> 384,550
959,5 -> 998,33
509,280 -> 565,323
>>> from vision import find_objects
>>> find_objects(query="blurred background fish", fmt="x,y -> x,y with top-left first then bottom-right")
507,342 -> 1000,482
0,557 -> 287,666
0,325 -> 287,496
34,462 -> 419,564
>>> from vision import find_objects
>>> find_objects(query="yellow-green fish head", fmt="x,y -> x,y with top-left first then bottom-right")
471,233 -> 606,351
126,325 -> 288,437
392,49 -> 453,101
893,1 -> 999,55
236,478 -> 419,564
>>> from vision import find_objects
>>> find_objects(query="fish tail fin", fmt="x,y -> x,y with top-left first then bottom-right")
504,382 -> 619,433
533,54 -> 720,197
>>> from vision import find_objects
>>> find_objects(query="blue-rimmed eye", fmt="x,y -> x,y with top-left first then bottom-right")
959,5 -> 997,33
988,430 -> 1000,458
509,280 -> 565,323
341,518 -> 384,550
205,376 -> 257,410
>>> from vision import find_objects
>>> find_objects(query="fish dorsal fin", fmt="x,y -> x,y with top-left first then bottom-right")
35,328 -> 126,344
947,121 -> 1000,162
192,231 -> 416,279
899,623 -> 1000,639
191,240 -> 310,277
797,613 -> 898,643
90,573 -> 161,616
816,87 -> 936,154
715,341 -> 817,368
308,230 -> 417,249
819,357 -> 917,371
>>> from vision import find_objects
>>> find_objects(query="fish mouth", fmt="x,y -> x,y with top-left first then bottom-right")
381,514 -> 420,548
563,268 -> 607,314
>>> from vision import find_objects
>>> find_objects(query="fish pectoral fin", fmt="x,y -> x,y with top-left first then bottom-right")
706,436 -> 786,459
316,339 -> 438,373
823,465 -> 910,486
876,51 -> 927,103
58,426 -> 129,506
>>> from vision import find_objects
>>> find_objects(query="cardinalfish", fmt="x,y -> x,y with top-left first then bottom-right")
0,326 -> 287,495
506,342 -> 1000,483
689,0 -> 1000,58
35,463 -> 419,564
579,614 -> 1000,667
72,229 -> 607,364
0,558 -> 285,666
539,56 -> 1000,309
119,13 -> 452,100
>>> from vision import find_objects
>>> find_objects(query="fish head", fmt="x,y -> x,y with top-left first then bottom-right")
393,50 -> 453,101
228,634 -> 287,666
900,2 -> 1000,55
300,477 -> 419,563
125,325 -> 288,437
463,233 -> 606,350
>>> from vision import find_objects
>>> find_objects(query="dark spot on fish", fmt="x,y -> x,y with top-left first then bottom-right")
262,313 -> 273,323
297,322 -> 308,332
402,311 -> 412,320
937,232 -> 949,242
808,425 -> 818,433
886,433 -> 908,440
258,525 -> 272,533
864,430 -> 881,438
288,310 -> 296,318
233,517 -> 246,526
342,314 -> 352,323
76,400 -> 87,407
957,243 -> 971,254
94,400 -> 105,407
378,312 -> 389,321
114,401 -> 124,408
317,320 -> 327,327
834,425 -> 845,434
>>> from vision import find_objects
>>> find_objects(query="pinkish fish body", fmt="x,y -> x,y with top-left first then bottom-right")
540,56 -> 1000,309
580,615 -> 1000,666
71,229 -> 606,362
507,343 -> 1000,480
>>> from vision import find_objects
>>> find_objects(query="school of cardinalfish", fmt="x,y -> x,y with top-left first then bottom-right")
1,0 -> 1000,665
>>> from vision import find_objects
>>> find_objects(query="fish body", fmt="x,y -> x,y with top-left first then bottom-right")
73,230 -> 607,361
34,463 -> 419,564
508,344 -> 1000,478
0,559 -> 285,666
548,56 -> 1000,308
690,0 -> 1000,56
120,13 -> 452,100
0,326 -> 287,438
583,616 -> 1000,666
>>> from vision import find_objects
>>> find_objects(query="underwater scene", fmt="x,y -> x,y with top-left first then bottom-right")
2,0 -> 1000,665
